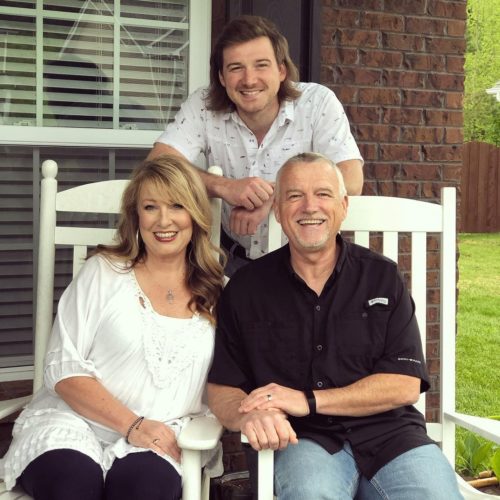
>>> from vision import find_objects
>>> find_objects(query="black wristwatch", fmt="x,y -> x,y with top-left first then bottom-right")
304,389 -> 316,415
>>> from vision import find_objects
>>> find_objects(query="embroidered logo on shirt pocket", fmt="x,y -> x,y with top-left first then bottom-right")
366,297 -> 389,307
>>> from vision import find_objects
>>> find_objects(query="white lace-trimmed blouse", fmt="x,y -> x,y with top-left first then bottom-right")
0,255 -> 217,490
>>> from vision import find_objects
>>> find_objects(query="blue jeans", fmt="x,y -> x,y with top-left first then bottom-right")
274,440 -> 463,500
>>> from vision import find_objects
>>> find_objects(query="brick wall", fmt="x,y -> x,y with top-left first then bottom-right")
321,0 -> 465,201
321,0 -> 466,423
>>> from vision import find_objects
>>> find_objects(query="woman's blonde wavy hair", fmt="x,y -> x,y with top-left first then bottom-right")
95,155 -> 225,324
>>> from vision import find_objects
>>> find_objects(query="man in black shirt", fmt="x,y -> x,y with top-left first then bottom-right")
207,153 -> 462,499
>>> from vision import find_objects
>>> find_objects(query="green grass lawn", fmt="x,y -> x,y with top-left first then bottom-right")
456,233 -> 500,473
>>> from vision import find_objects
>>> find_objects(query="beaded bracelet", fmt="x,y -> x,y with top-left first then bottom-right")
125,416 -> 144,444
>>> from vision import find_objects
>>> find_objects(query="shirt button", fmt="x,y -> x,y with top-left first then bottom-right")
346,428 -> 352,433
316,344 -> 323,351
315,305 -> 321,311
328,417 -> 334,424
362,312 -> 368,318
316,381 -> 323,388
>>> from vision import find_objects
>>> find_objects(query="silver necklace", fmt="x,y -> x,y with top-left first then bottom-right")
144,262 -> 184,305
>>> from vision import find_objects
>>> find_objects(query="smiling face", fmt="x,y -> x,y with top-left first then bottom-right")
219,36 -> 286,125
137,181 -> 193,263
274,161 -> 348,256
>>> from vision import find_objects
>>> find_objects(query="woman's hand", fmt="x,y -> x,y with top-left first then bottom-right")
128,418 -> 181,463
55,378 -> 181,461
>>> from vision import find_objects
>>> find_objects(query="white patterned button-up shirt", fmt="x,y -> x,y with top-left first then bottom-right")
156,82 -> 363,259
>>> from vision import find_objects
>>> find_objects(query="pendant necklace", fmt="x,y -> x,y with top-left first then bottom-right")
144,262 -> 184,305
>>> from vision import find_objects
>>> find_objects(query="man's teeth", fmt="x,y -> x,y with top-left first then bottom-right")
298,219 -> 324,225
241,90 -> 260,95
155,232 -> 176,238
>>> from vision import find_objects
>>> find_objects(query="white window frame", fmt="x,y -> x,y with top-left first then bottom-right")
0,0 -> 212,148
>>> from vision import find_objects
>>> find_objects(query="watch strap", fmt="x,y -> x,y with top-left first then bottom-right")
304,389 -> 316,415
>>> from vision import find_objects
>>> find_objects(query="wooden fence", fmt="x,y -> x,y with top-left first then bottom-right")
461,141 -> 500,232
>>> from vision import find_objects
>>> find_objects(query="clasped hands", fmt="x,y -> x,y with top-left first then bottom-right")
127,417 -> 181,463
222,177 -> 275,236
238,383 -> 309,451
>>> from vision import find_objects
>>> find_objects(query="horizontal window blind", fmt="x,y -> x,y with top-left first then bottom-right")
0,146 -> 146,369
0,0 -> 189,130
0,147 -> 35,366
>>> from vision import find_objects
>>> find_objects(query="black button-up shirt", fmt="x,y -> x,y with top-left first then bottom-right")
209,236 -> 433,478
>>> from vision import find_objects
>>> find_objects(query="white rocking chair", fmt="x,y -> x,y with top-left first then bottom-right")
243,188 -> 500,500
0,161 -> 224,500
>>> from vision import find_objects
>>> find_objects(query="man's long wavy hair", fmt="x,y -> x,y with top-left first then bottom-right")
206,15 -> 301,112
95,155 -> 225,324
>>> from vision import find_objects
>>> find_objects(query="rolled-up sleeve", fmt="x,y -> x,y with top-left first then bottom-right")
208,282 -> 253,393
311,86 -> 363,166
155,87 -> 208,162
44,257 -> 109,392
371,270 -> 430,392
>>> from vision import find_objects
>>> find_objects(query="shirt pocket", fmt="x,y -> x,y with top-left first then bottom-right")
326,310 -> 391,385
334,309 -> 391,357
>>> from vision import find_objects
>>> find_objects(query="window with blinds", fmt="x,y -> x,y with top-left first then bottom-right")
0,146 -> 148,371
1,0 -> 190,130
0,0 -> 210,374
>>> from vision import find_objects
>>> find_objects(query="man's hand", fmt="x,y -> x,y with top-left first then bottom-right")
207,384 -> 298,452
229,197 -> 274,235
239,383 -> 310,417
218,177 -> 274,210
240,409 -> 298,451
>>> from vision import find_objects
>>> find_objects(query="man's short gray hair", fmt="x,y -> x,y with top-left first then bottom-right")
275,152 -> 348,197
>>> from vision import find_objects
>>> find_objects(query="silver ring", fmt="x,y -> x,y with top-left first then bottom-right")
267,394 -> 272,401
152,438 -> 160,446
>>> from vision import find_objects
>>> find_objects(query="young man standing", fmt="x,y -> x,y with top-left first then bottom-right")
148,16 -> 363,273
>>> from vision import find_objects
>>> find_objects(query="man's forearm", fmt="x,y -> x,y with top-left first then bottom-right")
337,158 -> 364,195
146,142 -> 186,162
207,383 -> 248,431
146,142 -> 227,198
314,373 -> 420,417
196,169 -> 233,199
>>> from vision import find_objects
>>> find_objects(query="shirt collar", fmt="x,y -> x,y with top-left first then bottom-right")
334,233 -> 347,274
282,233 -> 347,285
278,98 -> 295,126
222,98 -> 295,126
223,108 -> 237,122
323,234 -> 347,290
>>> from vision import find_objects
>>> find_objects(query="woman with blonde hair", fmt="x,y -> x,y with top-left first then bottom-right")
0,155 -> 225,500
